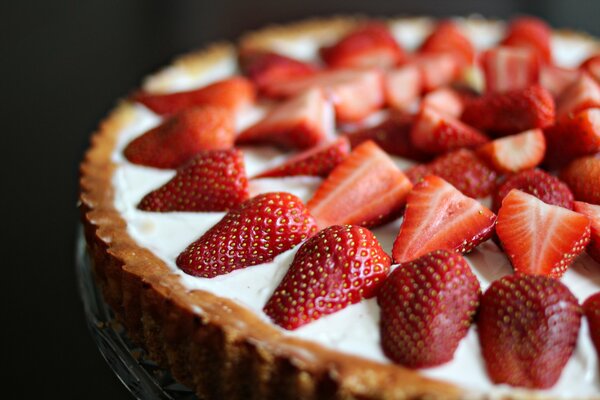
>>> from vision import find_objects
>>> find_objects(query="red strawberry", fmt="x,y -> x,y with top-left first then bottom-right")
392,175 -> 496,263
138,149 -> 248,212
384,64 -> 422,110
420,20 -> 475,67
478,274 -> 581,389
236,88 -> 334,150
410,106 -> 489,154
573,201 -> 600,262
544,108 -> 600,167
132,77 -> 255,115
539,64 -> 580,98
320,22 -> 405,69
461,85 -> 555,135
502,17 -> 552,64
421,87 -> 465,118
561,155 -> 600,204
378,250 -> 480,368
264,224 -> 391,330
307,140 -> 413,229
581,54 -> 600,84
492,168 -> 574,212
176,192 -> 318,278
254,137 -> 350,178
556,74 -> 600,120
496,189 -> 591,277
583,293 -> 600,359
477,129 -> 546,173
123,106 -> 234,169
480,46 -> 540,93
413,52 -> 461,92
405,149 -> 498,198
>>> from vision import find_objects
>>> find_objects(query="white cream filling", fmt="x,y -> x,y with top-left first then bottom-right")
110,18 -> 600,399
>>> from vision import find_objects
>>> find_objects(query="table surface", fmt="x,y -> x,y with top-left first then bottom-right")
4,1 -> 599,398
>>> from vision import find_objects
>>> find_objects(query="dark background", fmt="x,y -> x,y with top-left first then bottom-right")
4,1 -> 599,398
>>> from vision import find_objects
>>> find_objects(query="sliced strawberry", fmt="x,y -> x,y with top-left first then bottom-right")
264,225 -> 391,330
307,140 -> 413,229
132,77 -> 255,115
421,87 -> 465,118
478,274 -> 581,389
176,192 -> 317,278
254,137 -> 350,178
392,175 -> 496,263
556,73 -> 600,120
461,85 -> 555,135
583,293 -> 600,360
477,129 -> 546,173
480,46 -> 540,93
545,108 -> 600,168
413,52 -> 462,92
420,20 -> 475,67
320,22 -> 405,69
138,149 -> 248,212
384,64 -> 422,110
573,201 -> 600,263
496,189 -> 591,277
492,168 -> 574,212
405,149 -> 498,198
561,155 -> 600,204
410,106 -> 488,154
124,106 -> 234,169
378,249 -> 480,368
539,64 -> 581,98
236,88 -> 334,150
581,54 -> 600,84
501,17 -> 552,64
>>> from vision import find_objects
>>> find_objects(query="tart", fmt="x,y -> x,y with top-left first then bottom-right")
79,16 -> 600,399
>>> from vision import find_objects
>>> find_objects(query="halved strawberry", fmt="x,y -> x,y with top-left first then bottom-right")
461,85 -> 555,135
556,73 -> 600,120
561,155 -> 600,204
320,22 -> 405,69
384,64 -> 422,110
378,250 -> 480,368
496,189 -> 591,277
176,192 -> 318,278
410,106 -> 489,154
307,140 -> 413,229
124,106 -> 234,169
132,77 -> 255,115
413,52 -> 462,92
420,20 -> 475,67
405,149 -> 498,198
478,274 -> 581,389
492,168 -> 574,212
236,88 -> 334,150
583,293 -> 600,360
539,64 -> 580,98
501,17 -> 552,64
138,149 -> 248,212
421,87 -> 465,118
254,137 -> 350,178
477,129 -> 546,173
573,201 -> 600,262
264,225 -> 391,330
480,46 -> 540,93
392,175 -> 497,263
581,54 -> 600,84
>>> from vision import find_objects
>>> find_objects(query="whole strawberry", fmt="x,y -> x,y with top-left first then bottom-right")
176,192 -> 317,278
138,149 -> 248,212
478,274 -> 582,389
264,225 -> 391,330
583,293 -> 600,360
378,250 -> 480,368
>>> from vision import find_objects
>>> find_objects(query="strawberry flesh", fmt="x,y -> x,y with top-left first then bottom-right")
581,54 -> 600,84
384,64 -> 422,110
480,46 -> 540,93
556,74 -> 600,120
501,17 -> 552,64
412,52 -> 461,92
477,128 -> 546,173
573,201 -> 600,263
561,155 -> 600,205
539,65 -> 580,99
421,87 -> 465,118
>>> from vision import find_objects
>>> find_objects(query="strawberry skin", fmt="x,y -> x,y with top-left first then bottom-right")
477,128 -> 546,173
561,155 -> 600,205
132,77 -> 255,115
501,17 -> 552,64
138,149 -> 249,212
176,192 -> 318,278
480,46 -> 540,93
583,293 -> 600,359
478,274 -> 581,389
124,106 -> 234,169
410,106 -> 489,154
405,149 -> 498,198
384,64 -> 422,110
581,54 -> 600,84
307,140 -> 413,229
378,249 -> 480,368
462,85 -> 555,136
392,175 -> 497,263
320,22 -> 405,69
496,189 -> 591,278
573,201 -> 600,262
556,73 -> 600,120
254,137 -> 350,178
420,20 -> 475,67
264,225 -> 391,330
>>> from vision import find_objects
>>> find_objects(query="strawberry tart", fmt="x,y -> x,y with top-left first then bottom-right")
80,16 -> 600,399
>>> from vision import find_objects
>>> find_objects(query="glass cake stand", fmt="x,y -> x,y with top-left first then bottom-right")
75,226 -> 197,399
